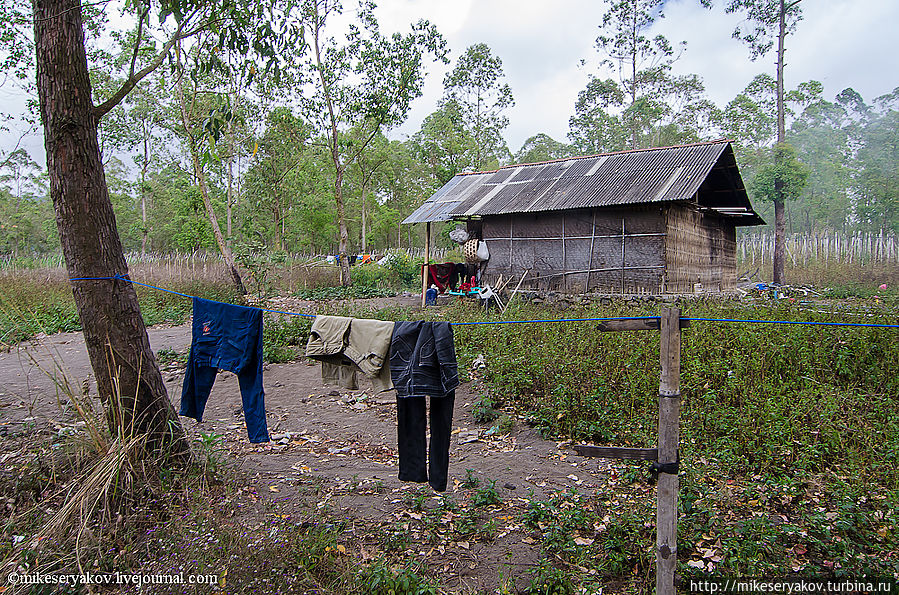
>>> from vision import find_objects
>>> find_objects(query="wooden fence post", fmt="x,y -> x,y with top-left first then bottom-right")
657,306 -> 681,595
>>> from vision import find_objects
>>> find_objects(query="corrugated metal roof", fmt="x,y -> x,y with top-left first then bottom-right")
403,139 -> 763,225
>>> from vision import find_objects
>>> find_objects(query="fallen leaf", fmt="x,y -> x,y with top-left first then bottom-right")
687,560 -> 705,569
793,545 -> 807,556
268,486 -> 280,492
574,537 -> 594,546
457,541 -> 470,550
521,536 -> 536,544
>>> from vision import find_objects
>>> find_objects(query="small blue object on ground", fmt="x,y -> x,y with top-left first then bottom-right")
425,287 -> 437,306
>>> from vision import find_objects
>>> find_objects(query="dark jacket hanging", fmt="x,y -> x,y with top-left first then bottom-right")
390,320 -> 459,492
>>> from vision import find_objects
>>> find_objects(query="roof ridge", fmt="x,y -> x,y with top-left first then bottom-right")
457,138 -> 733,176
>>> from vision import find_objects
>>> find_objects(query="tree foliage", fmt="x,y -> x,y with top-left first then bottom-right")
442,43 -> 513,171
297,0 -> 446,284
0,0 -> 895,268
570,0 -> 715,153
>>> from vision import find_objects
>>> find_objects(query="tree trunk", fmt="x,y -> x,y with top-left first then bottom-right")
310,2 -> 352,287
140,124 -> 150,256
174,63 -> 246,295
773,0 -> 787,284
226,150 -> 234,245
273,202 -> 283,251
361,181 -> 367,254
334,166 -> 351,286
34,0 -> 189,457
189,147 -> 246,294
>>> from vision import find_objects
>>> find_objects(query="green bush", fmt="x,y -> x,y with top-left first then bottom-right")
453,300 -> 899,487
263,315 -> 312,363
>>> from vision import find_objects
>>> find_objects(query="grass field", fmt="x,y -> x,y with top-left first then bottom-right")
1,260 -> 897,592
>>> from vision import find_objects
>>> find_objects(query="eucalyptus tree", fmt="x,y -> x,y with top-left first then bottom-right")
12,0 -> 299,453
569,77 -> 627,154
410,98 -> 477,185
242,107 -> 310,250
297,0 -> 446,285
128,78 -> 170,254
170,39 -> 250,295
721,74 -> 819,236
572,0 -> 715,152
345,128 -> 390,254
442,43 -> 513,170
787,86 -> 854,231
514,134 -> 576,164
0,148 -> 51,254
853,89 -> 899,233
725,0 -> 804,282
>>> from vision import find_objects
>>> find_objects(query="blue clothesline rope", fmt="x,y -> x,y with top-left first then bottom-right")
66,275 -> 899,329
682,317 -> 899,329
452,316 -> 657,326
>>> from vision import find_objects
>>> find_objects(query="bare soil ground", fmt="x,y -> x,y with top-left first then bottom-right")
0,298 -> 618,592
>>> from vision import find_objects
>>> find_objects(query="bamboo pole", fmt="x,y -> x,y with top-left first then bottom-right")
620,218 -> 626,294
657,306 -> 681,595
586,210 -> 596,293
421,222 -> 431,308
561,214 -> 567,291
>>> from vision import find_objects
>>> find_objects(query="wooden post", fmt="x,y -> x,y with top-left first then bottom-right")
561,214 -> 567,290
586,210 -> 596,293
421,222 -> 431,307
657,306 -> 681,595
620,218 -> 626,294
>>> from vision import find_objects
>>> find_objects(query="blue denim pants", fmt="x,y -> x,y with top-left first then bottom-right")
179,298 -> 269,443
396,392 -> 455,492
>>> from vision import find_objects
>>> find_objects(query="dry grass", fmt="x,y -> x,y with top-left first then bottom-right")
738,258 -> 899,288
0,349 -> 198,582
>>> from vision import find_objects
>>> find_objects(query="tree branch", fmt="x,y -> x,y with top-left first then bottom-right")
93,11 -> 198,119
347,121 -> 384,165
128,4 -> 150,80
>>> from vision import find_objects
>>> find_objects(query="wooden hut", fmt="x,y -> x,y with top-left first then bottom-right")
404,140 -> 763,294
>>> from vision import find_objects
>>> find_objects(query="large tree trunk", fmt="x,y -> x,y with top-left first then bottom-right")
34,0 -> 189,457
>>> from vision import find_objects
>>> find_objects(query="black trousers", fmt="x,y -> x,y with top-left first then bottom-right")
396,391 -> 455,492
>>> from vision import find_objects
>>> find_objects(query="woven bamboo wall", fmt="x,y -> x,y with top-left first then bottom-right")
478,207 -> 668,293
664,206 -> 736,293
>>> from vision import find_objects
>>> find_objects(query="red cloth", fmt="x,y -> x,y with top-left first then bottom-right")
427,263 -> 458,293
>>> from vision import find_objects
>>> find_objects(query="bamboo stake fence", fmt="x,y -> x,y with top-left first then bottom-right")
739,232 -> 899,266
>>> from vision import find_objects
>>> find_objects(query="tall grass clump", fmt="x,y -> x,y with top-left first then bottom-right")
0,273 -> 237,346
0,358 -> 202,582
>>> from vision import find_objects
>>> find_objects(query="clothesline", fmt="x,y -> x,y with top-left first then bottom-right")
67,275 -> 899,329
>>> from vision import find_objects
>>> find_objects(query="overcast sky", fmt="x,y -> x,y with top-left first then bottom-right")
380,0 -> 899,152
3,0 -> 898,165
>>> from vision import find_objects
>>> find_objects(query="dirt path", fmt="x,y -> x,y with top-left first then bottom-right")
0,313 -> 617,591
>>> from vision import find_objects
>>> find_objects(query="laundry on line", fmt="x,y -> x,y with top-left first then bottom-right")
66,275 -> 899,329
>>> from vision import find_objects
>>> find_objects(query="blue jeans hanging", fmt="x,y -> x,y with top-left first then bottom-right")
179,297 -> 269,443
